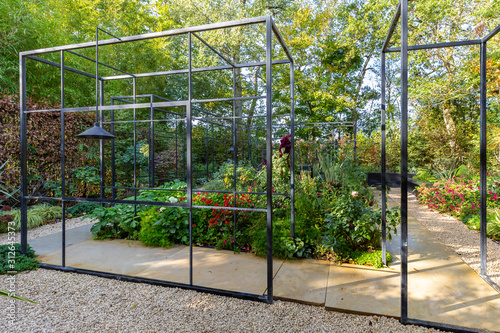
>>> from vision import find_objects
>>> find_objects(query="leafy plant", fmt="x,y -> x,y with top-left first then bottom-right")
66,202 -> 101,217
1,204 -> 62,231
138,204 -> 189,248
349,250 -> 392,268
0,243 -> 39,274
89,203 -> 143,239
321,193 -> 400,259
0,289 -> 38,304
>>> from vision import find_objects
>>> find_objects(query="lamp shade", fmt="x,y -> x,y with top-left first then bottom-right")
76,122 -> 115,140
228,146 -> 234,152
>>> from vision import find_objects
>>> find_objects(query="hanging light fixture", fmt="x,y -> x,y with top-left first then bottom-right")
77,26 -> 115,140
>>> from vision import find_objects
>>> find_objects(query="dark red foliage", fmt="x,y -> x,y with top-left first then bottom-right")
279,134 -> 291,157
1,205 -> 11,211
0,94 -> 94,191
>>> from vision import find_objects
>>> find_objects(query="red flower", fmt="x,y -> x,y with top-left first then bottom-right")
279,134 -> 291,157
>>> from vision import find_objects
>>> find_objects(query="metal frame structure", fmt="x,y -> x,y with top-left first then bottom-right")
19,16 -> 294,304
381,1 -> 500,331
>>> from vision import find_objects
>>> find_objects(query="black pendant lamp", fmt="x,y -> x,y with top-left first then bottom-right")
77,26 -> 115,140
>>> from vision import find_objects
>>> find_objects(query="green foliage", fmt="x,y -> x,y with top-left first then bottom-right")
89,203 -> 142,240
138,205 -> 189,248
251,216 -> 310,260
321,195 -> 400,258
1,204 -> 62,232
204,161 -> 257,191
66,202 -> 101,217
488,214 -> 500,241
0,243 -> 39,274
349,250 -> 392,269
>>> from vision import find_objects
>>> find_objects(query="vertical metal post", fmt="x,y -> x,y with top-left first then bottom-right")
265,17 -> 274,304
400,0 -> 409,323
381,52 -> 387,266
290,62 -> 295,239
480,41 -> 488,277
111,98 -> 116,201
205,133 -> 209,180
61,51 -> 66,267
19,54 -> 28,255
100,80 -> 105,200
175,121 -> 178,179
188,33 -> 193,286
133,77 -> 137,215
150,95 -> 155,187
232,68 -> 238,250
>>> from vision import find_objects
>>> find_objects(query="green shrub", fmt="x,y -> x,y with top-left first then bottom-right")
66,202 -> 101,217
0,204 -> 62,231
321,194 -> 400,259
89,203 -> 143,239
251,216 -> 310,259
0,243 -> 39,274
349,250 -> 392,268
138,205 -> 189,248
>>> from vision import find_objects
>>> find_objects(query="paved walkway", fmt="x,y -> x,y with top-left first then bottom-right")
29,193 -> 500,331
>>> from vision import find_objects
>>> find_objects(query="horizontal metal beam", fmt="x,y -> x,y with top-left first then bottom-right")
27,56 -> 97,79
483,24 -> 500,43
101,60 -> 290,81
25,101 -> 188,113
192,95 -> 266,104
382,2 -> 401,52
385,39 -> 482,53
271,20 -> 293,63
67,50 -> 134,77
20,16 -> 269,57
102,118 -> 186,124
192,32 -> 234,67
194,113 -> 290,122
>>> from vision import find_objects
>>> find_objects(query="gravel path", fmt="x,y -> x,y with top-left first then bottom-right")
387,188 -> 500,286
0,269 -> 440,332
0,216 -> 94,246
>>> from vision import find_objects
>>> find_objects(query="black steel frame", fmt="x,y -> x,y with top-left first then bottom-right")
381,1 -> 500,332
19,16 -> 294,304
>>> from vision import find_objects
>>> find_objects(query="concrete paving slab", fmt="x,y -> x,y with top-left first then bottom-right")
325,263 -> 400,317
274,259 -> 330,305
138,246 -> 284,295
37,239 -> 186,278
29,225 -> 93,258
193,247 -> 283,295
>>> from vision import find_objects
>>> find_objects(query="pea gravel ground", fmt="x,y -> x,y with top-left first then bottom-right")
0,269 -> 440,333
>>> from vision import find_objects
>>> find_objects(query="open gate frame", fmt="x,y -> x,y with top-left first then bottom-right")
381,1 -> 500,332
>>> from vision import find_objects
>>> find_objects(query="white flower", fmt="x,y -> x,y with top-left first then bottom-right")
351,191 -> 359,198
160,207 -> 166,212
168,197 -> 178,203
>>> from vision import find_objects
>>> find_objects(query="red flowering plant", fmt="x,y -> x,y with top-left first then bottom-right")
190,192 -> 263,251
416,174 -> 500,227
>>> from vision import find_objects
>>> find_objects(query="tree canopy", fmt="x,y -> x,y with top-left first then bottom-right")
1,0 -> 500,173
